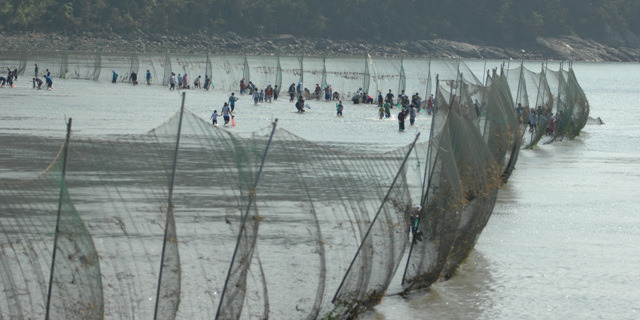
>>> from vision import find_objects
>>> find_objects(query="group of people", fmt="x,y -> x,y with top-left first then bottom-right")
288,82 -> 340,102
516,103 -> 560,135
210,92 -> 238,126
372,89 -> 435,131
2,63 -> 54,90
210,101 -> 234,127
239,79 -> 279,104
208,84 -> 439,132
0,67 -> 18,88
107,69 -> 213,90
169,72 -> 192,90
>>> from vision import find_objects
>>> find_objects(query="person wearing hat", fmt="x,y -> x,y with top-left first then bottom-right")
296,82 -> 303,98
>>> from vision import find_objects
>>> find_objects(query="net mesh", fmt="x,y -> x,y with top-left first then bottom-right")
59,51 -> 68,78
275,55 -> 282,95
0,52 -> 593,319
205,53 -> 213,88
0,142 -> 103,319
163,53 -> 172,86
401,87 -> 463,290
18,50 -> 27,76
363,55 -> 371,96
92,53 -> 102,81
242,54 -> 250,84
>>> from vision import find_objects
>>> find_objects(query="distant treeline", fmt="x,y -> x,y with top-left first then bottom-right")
2,0 -> 639,43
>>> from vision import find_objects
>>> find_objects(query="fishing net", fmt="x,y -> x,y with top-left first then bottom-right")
205,53 -> 213,88
565,68 -> 590,139
18,50 -> 27,76
163,53 -> 172,86
0,52 -> 593,319
0,105 -> 423,319
363,55 -> 371,96
93,53 -> 102,81
481,71 -> 521,182
275,55 -> 282,95
401,85 -> 463,291
0,139 -> 103,319
122,53 -> 138,83
242,54 -> 251,84
524,66 -> 554,149
0,51 -> 26,76
440,84 -> 501,279
398,59 -> 407,97
59,50 -> 68,78
321,56 -> 328,90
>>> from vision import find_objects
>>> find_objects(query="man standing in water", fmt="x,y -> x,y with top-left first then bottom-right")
385,90 -> 395,106
130,71 -> 138,85
288,83 -> 296,101
229,92 -> 238,111
221,102 -> 232,126
112,70 -> 118,83
409,104 -> 417,126
34,63 -> 38,78
169,73 -> 176,90
398,109 -> 406,131
295,96 -> 306,113
146,70 -> 152,85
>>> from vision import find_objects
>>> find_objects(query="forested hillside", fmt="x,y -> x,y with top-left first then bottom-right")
1,0 -> 639,44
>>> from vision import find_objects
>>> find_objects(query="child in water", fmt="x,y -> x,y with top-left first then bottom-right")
210,110 -> 218,125
336,101 -> 344,116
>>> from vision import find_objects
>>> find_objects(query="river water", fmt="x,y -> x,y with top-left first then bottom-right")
0,57 -> 638,319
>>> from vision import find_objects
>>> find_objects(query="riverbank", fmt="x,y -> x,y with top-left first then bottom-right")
2,31 -> 640,61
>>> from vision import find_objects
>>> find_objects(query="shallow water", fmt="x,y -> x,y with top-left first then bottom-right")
1,58 -> 639,319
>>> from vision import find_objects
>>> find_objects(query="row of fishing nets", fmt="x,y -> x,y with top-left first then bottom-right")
1,103 -> 421,319
502,63 -> 589,146
1,51 -> 479,103
0,58 -> 591,319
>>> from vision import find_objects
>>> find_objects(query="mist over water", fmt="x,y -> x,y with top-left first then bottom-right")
1,56 -> 639,319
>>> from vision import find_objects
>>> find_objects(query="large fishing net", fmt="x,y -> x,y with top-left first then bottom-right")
1,105 -> 421,319
0,138 -> 103,319
402,85 -> 464,291
0,52 -> 592,319
481,70 -> 521,182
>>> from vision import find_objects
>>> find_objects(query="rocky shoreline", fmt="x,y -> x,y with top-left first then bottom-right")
2,31 -> 640,62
